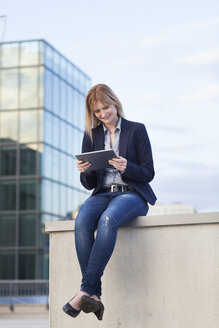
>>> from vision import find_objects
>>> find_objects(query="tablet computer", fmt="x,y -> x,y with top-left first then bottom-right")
75,149 -> 117,172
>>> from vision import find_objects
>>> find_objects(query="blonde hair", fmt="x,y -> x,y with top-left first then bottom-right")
85,84 -> 125,139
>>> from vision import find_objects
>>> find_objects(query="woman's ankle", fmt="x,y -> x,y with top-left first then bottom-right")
90,295 -> 100,301
69,291 -> 90,310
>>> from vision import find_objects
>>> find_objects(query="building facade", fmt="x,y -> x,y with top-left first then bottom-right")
0,40 -> 90,280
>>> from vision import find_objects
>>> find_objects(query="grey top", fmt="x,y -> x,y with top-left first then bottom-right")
102,117 -> 127,187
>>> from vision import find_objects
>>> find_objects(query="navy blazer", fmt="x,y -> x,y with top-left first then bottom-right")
80,118 -> 157,205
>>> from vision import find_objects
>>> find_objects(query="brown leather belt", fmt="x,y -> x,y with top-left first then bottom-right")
100,184 -> 134,193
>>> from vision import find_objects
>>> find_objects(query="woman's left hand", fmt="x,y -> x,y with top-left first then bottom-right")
109,156 -> 127,172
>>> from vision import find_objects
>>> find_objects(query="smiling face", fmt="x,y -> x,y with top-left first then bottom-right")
93,100 -> 119,128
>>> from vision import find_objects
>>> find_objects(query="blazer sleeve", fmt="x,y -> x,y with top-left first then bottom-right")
80,133 -> 97,190
122,124 -> 155,183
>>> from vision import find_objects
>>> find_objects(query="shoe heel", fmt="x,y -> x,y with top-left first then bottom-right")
94,304 -> 104,320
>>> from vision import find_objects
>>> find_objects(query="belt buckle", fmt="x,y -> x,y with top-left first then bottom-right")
110,184 -> 117,192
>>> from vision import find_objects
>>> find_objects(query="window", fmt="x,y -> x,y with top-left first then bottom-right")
0,111 -> 18,143
19,180 -> 36,210
20,67 -> 38,108
20,144 -> 37,175
0,144 -> 17,176
20,41 -> 39,66
44,68 -> 53,111
0,43 -> 19,67
0,251 -> 15,279
19,215 -> 36,246
19,250 -> 35,279
0,216 -> 16,246
19,110 -> 38,143
1,69 -> 18,109
0,180 -> 16,210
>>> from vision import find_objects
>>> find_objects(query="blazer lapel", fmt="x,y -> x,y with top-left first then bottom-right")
94,119 -> 130,157
119,119 -> 130,158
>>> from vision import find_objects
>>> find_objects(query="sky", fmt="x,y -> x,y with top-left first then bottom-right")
1,0 -> 219,212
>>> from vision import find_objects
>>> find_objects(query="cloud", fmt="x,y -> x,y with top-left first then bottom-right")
140,36 -> 171,46
176,49 -> 219,65
140,17 -> 219,48
175,17 -> 219,30
180,84 -> 219,102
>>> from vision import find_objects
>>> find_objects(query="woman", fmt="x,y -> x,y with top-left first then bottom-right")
63,84 -> 156,320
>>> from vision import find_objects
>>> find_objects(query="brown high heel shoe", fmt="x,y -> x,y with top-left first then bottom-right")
80,295 -> 104,320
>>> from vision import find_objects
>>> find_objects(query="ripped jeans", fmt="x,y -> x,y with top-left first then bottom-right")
75,191 -> 149,298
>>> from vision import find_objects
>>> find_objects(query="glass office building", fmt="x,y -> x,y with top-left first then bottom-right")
0,40 -> 91,280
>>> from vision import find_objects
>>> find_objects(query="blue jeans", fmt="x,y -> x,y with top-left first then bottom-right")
75,191 -> 149,298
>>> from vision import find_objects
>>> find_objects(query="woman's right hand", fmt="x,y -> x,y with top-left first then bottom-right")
76,160 -> 91,173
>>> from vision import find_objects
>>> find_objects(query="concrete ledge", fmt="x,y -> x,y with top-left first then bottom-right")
45,211 -> 219,232
47,212 -> 219,328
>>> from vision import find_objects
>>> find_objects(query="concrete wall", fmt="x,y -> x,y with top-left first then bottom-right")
45,212 -> 219,328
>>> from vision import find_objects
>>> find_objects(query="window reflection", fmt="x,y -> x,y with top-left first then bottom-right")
67,62 -> 74,84
53,51 -> 60,75
38,109 -> 43,143
20,41 -> 39,66
1,69 -> 18,109
0,180 -> 16,210
44,44 -> 53,70
79,94 -> 85,130
0,216 -> 16,246
39,67 -> 44,107
19,250 -> 35,279
59,184 -> 67,216
43,111 -> 52,145
39,41 -> 44,65
53,74 -> 60,116
67,155 -> 74,187
52,116 -> 60,149
52,182 -> 60,215
67,125 -> 74,155
39,214 -> 50,249
44,69 -> 53,110
19,180 -> 36,210
20,67 -> 38,108
42,145 -> 52,179
73,90 -> 78,126
73,189 -> 80,215
0,111 -> 18,143
20,144 -> 37,175
60,120 -> 67,152
52,148 -> 60,181
60,57 -> 67,80
60,152 -> 67,184
74,68 -> 80,90
41,179 -> 52,213
19,110 -> 38,143
67,86 -> 75,125
0,43 -> 19,67
0,144 -> 17,176
0,251 -> 15,279
73,127 -> 81,155
60,80 -> 67,120
67,188 -> 85,218
73,158 -> 80,187
19,215 -> 36,246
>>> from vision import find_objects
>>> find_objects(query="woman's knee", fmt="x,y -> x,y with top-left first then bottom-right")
98,214 -> 118,232
75,208 -> 98,233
